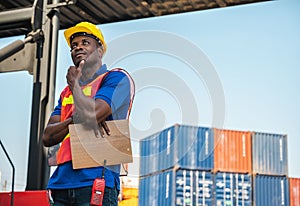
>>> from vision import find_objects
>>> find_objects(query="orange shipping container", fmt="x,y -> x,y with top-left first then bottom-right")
290,178 -> 300,206
214,129 -> 252,173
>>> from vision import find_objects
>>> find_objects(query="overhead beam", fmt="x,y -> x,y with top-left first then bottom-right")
0,8 -> 33,24
216,0 -> 227,7
0,43 -> 36,74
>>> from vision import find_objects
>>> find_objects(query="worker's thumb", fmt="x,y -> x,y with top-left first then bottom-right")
77,59 -> 85,72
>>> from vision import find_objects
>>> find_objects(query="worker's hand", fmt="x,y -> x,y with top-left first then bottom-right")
71,112 -> 84,124
100,121 -> 111,136
93,121 -> 110,138
67,60 -> 85,90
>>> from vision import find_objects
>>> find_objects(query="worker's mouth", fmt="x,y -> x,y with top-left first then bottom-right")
73,54 -> 86,67
75,53 -> 85,59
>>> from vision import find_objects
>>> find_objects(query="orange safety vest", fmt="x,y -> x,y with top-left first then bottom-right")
55,68 -> 135,165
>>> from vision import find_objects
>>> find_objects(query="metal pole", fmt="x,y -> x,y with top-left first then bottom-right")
41,0 -> 60,188
26,39 -> 43,190
25,0 -> 46,190
26,0 -> 61,189
0,140 -> 15,206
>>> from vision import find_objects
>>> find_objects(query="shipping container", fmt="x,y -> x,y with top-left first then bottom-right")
214,172 -> 252,206
252,132 -> 288,176
139,168 -> 213,206
177,126 -> 214,171
140,132 -> 161,176
139,169 -> 159,206
140,125 -> 214,176
253,175 -> 289,206
158,126 -> 176,173
289,177 -> 300,206
213,129 -> 252,173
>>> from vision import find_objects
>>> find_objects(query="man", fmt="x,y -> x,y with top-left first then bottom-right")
42,22 -> 134,205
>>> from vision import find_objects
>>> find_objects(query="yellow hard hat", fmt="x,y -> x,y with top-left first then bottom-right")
64,22 -> 106,53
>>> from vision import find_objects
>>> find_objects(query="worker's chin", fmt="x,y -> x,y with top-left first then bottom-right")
74,58 -> 85,67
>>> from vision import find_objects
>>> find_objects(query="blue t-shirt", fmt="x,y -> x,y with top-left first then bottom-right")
47,64 -> 131,190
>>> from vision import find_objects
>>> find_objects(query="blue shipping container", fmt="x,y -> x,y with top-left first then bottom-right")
177,126 -> 214,171
158,126 -> 177,173
252,132 -> 288,176
140,132 -> 161,176
253,175 -> 289,206
214,172 -> 252,206
139,169 -> 213,206
140,125 -> 214,176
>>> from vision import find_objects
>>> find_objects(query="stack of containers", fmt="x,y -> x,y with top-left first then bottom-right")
252,132 -> 290,205
139,124 -> 214,206
139,125 -> 293,205
213,129 -> 253,206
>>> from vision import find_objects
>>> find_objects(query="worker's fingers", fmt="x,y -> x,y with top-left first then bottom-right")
94,127 -> 103,138
101,121 -> 110,136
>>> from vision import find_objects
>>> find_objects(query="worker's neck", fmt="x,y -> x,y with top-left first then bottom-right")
80,62 -> 102,82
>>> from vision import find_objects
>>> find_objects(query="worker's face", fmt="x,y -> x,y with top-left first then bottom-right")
70,36 -> 103,67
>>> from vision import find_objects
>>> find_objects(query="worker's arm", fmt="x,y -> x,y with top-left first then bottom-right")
42,100 -> 110,147
42,99 -> 110,147
42,115 -> 73,147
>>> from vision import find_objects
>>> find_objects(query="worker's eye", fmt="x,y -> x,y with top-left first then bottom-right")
82,40 -> 90,45
70,40 -> 90,51
71,44 -> 77,50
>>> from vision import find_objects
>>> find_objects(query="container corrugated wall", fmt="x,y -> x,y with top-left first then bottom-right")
253,175 -> 289,206
140,132 -> 160,176
289,177 -> 300,206
139,169 -> 213,206
214,172 -> 252,206
214,129 -> 252,173
157,126 -> 176,173
140,125 -> 214,176
252,132 -> 288,176
140,170 -> 159,206
140,125 -> 177,176
176,126 -> 214,170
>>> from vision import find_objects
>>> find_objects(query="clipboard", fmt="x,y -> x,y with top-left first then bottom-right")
69,119 -> 133,169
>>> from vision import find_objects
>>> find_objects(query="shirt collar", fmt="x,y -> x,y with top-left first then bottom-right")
79,64 -> 108,86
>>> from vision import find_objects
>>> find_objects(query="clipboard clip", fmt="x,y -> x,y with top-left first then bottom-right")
102,160 -> 106,178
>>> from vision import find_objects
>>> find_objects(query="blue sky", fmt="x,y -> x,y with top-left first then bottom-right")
0,0 -> 299,190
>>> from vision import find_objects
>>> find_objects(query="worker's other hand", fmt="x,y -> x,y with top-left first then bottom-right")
94,121 -> 110,138
100,121 -> 110,136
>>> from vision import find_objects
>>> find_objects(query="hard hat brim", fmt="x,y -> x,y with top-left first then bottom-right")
64,25 -> 95,47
